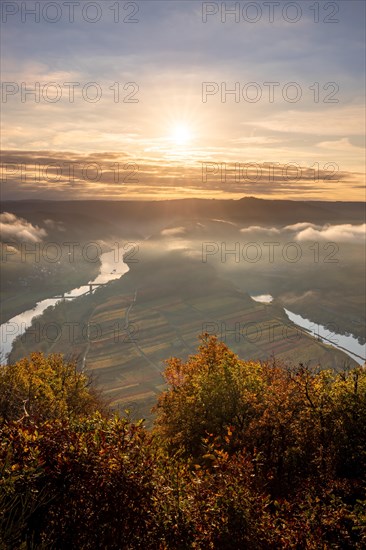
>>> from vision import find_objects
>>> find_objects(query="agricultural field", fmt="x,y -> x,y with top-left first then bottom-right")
10,252 -> 356,424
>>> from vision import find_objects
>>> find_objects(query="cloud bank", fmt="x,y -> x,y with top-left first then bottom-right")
0,212 -> 47,243
294,223 -> 366,243
239,222 -> 366,243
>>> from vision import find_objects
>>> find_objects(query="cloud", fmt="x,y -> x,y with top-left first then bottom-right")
1,0 -> 364,204
43,218 -> 66,232
161,226 -> 186,237
0,150 -> 362,202
295,223 -> 366,242
230,136 -> 281,146
211,219 -> 237,226
0,212 -> 47,243
240,225 -> 280,235
255,105 -> 365,137
316,137 -> 362,151
284,222 -> 321,231
239,222 -> 366,243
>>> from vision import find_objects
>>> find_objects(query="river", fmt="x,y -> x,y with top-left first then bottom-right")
0,250 -> 129,361
251,294 -> 366,366
1,279 -> 364,366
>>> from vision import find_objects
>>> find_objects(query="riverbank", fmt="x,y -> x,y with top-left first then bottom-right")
250,294 -> 365,366
0,249 -> 129,361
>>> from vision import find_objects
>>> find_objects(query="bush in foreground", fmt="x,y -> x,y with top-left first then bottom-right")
0,342 -> 365,548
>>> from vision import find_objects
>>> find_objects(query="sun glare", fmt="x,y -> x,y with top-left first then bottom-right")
171,124 -> 192,146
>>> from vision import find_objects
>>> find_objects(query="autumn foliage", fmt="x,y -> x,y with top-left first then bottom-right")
1,339 -> 366,549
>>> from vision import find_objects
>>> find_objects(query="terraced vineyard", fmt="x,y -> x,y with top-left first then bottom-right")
10,249 -> 356,424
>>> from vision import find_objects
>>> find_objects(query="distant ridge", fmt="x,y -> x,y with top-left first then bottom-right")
2,197 -> 365,227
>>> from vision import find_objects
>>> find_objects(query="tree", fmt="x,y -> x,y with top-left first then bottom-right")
153,335 -> 366,496
1,341 -> 365,548
0,415 -> 158,549
153,334 -> 264,458
0,352 -> 102,424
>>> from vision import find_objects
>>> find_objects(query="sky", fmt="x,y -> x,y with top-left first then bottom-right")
1,0 -> 365,201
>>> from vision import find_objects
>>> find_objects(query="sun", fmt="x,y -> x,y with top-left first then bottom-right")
171,124 -> 192,146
